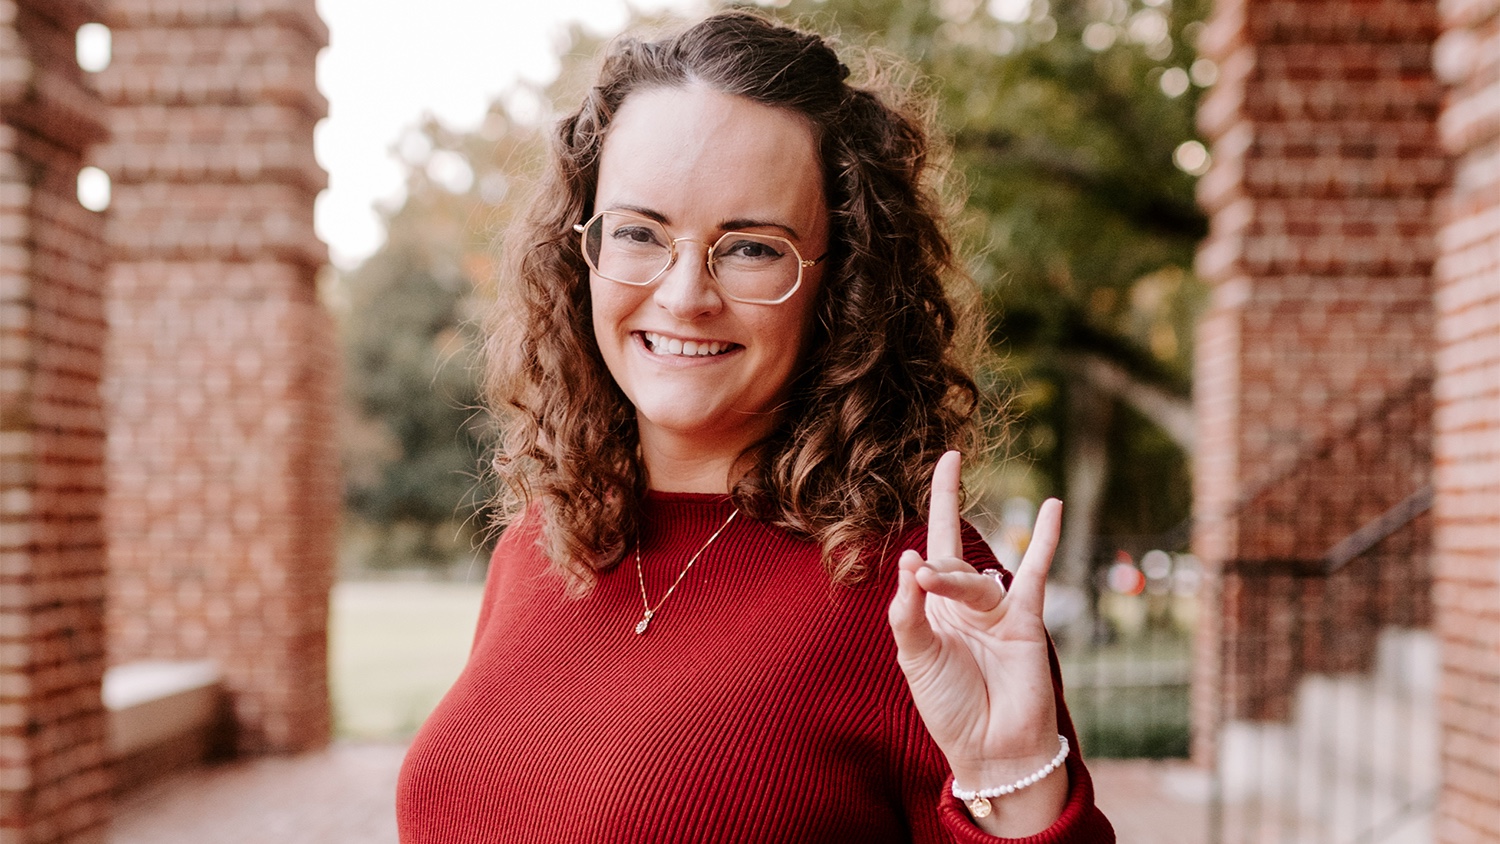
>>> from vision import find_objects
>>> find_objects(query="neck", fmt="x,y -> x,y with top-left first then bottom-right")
638,426 -> 760,494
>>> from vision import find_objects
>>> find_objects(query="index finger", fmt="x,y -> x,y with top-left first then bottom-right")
926,450 -> 963,561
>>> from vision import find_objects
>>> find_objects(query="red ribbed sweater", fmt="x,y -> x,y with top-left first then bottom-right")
396,493 -> 1113,843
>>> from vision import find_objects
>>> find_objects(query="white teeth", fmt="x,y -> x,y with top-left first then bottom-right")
642,332 -> 731,357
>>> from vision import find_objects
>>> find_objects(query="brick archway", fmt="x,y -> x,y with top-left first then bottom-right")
2,0 -> 335,839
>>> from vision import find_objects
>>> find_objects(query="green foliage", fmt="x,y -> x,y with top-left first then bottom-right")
770,0 -> 1209,532
342,246 -> 480,522
338,111 -> 546,567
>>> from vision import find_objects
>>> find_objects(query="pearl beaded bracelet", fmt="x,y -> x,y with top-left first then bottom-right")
951,734 -> 1070,819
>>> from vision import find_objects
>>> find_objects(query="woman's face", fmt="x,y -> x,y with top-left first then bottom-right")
589,84 -> 829,470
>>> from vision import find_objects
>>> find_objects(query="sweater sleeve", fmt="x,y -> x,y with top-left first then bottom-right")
903,523 -> 1116,844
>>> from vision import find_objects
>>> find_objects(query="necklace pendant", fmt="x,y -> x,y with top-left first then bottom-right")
632,510 -> 736,640
965,796 -> 992,819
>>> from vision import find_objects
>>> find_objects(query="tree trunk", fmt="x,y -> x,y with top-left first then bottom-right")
1075,353 -> 1193,453
1056,377 -> 1113,648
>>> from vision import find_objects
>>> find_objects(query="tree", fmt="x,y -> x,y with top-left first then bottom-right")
337,108 -> 545,569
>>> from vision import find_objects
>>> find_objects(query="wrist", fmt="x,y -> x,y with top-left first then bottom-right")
951,734 -> 1070,819
949,735 -> 1068,792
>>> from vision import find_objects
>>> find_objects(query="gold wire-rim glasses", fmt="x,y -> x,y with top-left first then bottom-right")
573,210 -> 827,306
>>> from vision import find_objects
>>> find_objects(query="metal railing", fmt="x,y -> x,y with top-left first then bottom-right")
1057,523 -> 1198,759
1207,373 -> 1437,844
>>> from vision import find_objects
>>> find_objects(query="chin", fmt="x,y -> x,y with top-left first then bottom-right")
637,400 -> 776,447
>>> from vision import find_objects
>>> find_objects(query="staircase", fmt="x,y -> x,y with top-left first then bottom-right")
1216,629 -> 1439,844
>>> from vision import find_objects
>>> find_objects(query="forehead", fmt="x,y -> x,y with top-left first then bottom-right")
594,84 -> 827,236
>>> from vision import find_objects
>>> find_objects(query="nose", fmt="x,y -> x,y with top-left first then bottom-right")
652,239 -> 723,319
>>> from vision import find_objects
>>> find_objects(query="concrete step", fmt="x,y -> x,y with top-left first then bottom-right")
1216,792 -> 1432,844
1294,674 -> 1438,792
1216,629 -> 1439,843
1218,719 -> 1435,843
1371,628 -> 1439,698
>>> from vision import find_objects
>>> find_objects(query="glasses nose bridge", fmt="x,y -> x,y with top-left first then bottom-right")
662,233 -> 718,279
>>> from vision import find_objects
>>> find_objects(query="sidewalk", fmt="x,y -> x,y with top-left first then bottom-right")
1091,758 -> 1212,844
111,744 -> 1211,843
111,744 -> 405,844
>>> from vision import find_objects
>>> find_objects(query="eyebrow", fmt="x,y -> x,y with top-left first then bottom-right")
609,204 -> 669,224
606,204 -> 803,241
721,218 -> 802,241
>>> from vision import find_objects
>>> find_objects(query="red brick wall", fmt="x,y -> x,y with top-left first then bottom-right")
0,1 -> 112,840
93,0 -> 338,755
1190,0 -> 1446,756
1432,0 -> 1500,839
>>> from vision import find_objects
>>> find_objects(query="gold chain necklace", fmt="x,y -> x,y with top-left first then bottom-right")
634,510 -> 738,634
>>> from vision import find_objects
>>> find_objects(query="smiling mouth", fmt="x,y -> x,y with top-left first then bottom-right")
640,331 -> 737,357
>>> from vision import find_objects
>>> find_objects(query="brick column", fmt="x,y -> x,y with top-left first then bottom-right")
1190,0 -> 1446,758
0,2 -> 112,840
93,0 -> 337,754
1432,0 -> 1500,839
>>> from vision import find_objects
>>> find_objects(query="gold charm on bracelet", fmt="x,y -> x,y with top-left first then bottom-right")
952,734 -> 1071,820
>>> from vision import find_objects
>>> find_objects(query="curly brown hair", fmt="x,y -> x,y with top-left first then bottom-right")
485,10 -> 981,589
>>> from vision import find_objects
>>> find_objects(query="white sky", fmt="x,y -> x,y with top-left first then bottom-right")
313,0 -> 703,269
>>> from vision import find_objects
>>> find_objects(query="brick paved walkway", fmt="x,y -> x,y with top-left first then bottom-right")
111,744 -> 404,844
111,744 -> 1211,843
1091,759 -> 1213,844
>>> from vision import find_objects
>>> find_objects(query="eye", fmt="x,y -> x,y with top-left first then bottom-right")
719,238 -> 786,262
610,225 -> 666,247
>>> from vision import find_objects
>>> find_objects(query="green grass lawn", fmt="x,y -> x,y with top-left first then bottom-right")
1060,633 -> 1193,758
329,579 -> 486,739
329,579 -> 1192,757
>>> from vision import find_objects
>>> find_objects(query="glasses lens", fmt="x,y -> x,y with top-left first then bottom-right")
583,212 -> 672,285
710,234 -> 801,304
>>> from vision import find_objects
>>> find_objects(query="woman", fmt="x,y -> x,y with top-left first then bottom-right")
397,11 -> 1113,843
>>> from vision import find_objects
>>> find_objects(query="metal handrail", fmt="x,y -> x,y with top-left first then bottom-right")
1347,787 -> 1440,844
1320,484 -> 1434,574
1228,371 -> 1433,517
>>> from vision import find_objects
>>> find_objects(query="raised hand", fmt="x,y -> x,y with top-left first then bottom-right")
888,451 -> 1069,835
